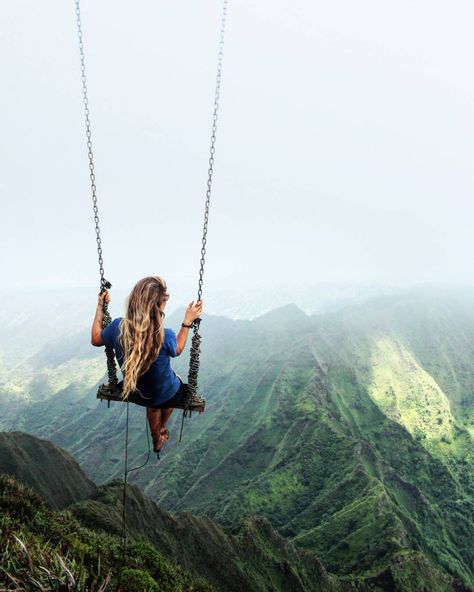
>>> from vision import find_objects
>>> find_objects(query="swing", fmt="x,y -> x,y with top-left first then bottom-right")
75,0 -> 228,418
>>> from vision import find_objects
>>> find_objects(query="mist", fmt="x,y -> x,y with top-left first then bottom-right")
2,0 -> 474,295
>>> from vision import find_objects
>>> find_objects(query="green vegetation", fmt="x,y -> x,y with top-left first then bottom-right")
2,469 -> 469,592
0,474 -> 212,592
0,472 -> 344,592
0,431 -> 96,509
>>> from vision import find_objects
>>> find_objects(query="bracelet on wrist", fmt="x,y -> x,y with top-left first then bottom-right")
181,322 -> 193,329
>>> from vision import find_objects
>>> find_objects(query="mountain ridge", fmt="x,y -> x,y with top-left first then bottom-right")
0,431 -> 96,509
1,434 -> 471,591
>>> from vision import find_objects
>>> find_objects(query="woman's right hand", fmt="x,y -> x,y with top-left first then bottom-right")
97,290 -> 110,308
184,300 -> 203,325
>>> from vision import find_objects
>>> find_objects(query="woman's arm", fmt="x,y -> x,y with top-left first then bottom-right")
91,290 -> 110,346
176,300 -> 203,355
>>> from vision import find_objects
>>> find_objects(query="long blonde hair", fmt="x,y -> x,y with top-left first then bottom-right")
119,276 -> 168,398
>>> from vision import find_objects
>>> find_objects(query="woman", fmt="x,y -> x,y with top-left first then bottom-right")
91,276 -> 203,458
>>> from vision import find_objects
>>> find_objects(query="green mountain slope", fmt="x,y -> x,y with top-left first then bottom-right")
133,291 -> 473,586
72,480 -> 341,592
0,474 -> 217,592
0,432 -> 343,591
0,431 -> 96,509
2,289 -> 474,589
1,464 -> 469,592
0,434 -> 341,592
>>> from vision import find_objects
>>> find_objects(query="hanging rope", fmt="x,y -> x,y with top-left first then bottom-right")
114,404 -> 152,590
75,0 -> 118,395
115,402 -> 130,591
180,0 -> 229,441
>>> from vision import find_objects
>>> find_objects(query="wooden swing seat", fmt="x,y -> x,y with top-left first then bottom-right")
96,384 -> 206,413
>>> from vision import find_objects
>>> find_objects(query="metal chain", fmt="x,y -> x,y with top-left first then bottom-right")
75,0 -> 118,390
75,0 -> 227,407
75,0 -> 110,293
184,0 -> 229,422
196,0 -> 228,303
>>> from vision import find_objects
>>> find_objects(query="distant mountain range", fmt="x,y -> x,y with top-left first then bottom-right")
1,286 -> 473,590
0,283 -> 392,405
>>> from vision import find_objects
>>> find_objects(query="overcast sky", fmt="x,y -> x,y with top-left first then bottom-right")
2,1 -> 474,297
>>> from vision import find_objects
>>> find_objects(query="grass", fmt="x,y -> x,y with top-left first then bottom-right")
0,474 -> 216,592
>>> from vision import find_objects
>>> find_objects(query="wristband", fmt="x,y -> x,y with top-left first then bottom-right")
181,322 -> 193,328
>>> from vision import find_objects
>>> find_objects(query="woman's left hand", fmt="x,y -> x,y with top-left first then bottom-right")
183,300 -> 203,325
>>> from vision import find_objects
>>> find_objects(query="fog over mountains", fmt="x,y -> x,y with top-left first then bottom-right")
0,282 -> 393,401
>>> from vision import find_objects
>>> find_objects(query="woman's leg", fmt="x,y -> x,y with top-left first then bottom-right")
160,407 -> 174,430
156,408 -> 174,456
147,407 -> 174,454
146,407 -> 162,450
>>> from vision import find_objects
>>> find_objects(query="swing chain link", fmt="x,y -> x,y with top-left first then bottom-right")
75,0 -> 117,391
196,0 -> 228,304
182,0 -> 228,435
75,0 -> 109,294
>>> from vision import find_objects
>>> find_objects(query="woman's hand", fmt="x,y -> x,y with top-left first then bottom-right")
176,300 -> 204,355
183,300 -> 203,325
97,290 -> 111,308
92,290 -> 109,346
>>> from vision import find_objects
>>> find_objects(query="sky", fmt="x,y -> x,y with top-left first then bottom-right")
2,0 -> 474,298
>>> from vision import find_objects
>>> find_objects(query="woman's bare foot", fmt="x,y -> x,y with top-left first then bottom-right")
154,427 -> 170,459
